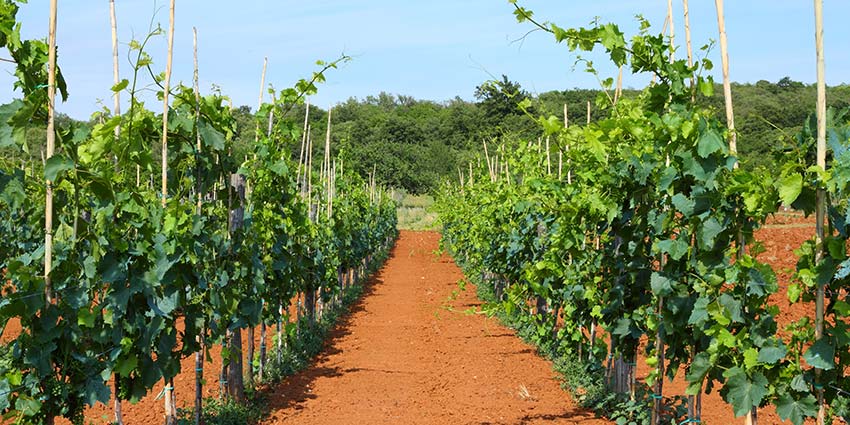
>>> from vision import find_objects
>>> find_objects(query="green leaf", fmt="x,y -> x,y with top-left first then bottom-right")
116,355 -> 138,378
802,338 -> 834,370
15,397 -> 41,417
787,283 -> 802,303
719,293 -> 744,323
655,238 -> 688,261
698,217 -> 724,250
84,377 -> 111,407
757,345 -> 786,365
44,154 -> 75,181
111,78 -> 129,92
688,296 -> 709,326
650,272 -> 674,297
671,193 -> 694,216
77,308 -> 96,328
685,352 -> 711,395
0,379 -> 9,411
724,368 -> 768,417
697,128 -> 725,158
743,348 -> 759,369
790,374 -> 809,392
698,78 -> 714,97
775,393 -> 817,425
776,173 -> 803,206
198,120 -> 225,150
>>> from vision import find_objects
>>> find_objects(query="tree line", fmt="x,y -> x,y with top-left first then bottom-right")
6,76 -> 849,194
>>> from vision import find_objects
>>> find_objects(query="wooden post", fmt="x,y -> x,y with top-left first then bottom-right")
227,174 -> 247,402
191,26 -> 205,425
325,107 -> 333,220
108,1 -> 125,423
683,0 -> 695,94
614,66 -> 623,105
43,3 -> 58,424
558,151 -> 562,180
563,103 -> 569,128
161,1 -> 176,424
545,137 -> 551,176
651,299 -> 665,425
44,0 -> 58,305
715,0 -> 737,160
667,0 -> 676,61
586,101 -> 591,124
483,140 -> 492,181
813,1 -> 826,423
161,0 -> 175,207
246,70 -> 258,389
110,0 -> 121,137
297,99 -> 310,187
255,58 -> 267,144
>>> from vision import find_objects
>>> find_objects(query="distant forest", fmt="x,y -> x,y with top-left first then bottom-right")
10,76 -> 850,194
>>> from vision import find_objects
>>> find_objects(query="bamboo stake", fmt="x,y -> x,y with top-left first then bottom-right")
161,1 -> 176,423
161,0 -> 174,207
42,10 -> 57,424
483,140 -> 493,181
110,0 -> 120,137
814,1 -> 826,423
190,26 -> 205,425
255,58 -> 267,145
325,107 -> 332,220
109,2 -> 125,423
297,99 -> 310,186
667,0 -> 676,61
715,0 -> 737,161
683,0 -> 695,93
614,66 -> 623,105
44,0 -> 57,308
563,103 -> 568,128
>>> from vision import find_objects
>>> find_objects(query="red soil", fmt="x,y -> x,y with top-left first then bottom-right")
262,230 -> 604,424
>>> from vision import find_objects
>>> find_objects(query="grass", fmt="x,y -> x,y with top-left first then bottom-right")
396,193 -> 439,231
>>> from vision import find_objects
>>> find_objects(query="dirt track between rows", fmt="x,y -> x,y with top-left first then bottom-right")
262,230 -> 605,424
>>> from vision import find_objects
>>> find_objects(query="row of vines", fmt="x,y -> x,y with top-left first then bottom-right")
438,3 -> 850,424
0,1 -> 398,424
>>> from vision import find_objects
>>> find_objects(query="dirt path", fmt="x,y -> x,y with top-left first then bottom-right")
263,230 -> 606,425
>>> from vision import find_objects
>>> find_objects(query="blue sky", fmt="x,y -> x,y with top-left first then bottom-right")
1,0 -> 848,119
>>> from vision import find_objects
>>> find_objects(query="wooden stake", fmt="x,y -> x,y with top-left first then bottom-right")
256,58 -> 267,142
161,0 -> 175,207
683,0 -> 695,94
545,137 -> 551,176
715,0 -> 737,161
325,107 -> 333,220
109,3 -> 125,423
110,0 -> 120,137
614,66 -> 623,105
814,1 -> 827,423
161,1 -> 176,423
483,140 -> 493,181
297,99 -> 310,186
563,103 -> 569,128
42,6 -> 58,422
191,26 -> 205,425
667,0 -> 676,61
44,0 -> 57,307
586,101 -> 591,124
